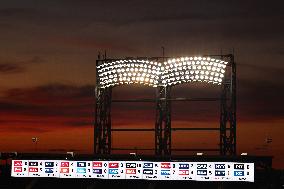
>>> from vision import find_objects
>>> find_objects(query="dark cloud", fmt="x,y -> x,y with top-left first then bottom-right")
0,56 -> 44,74
0,56 -> 44,65
238,63 -> 284,78
64,120 -> 92,127
238,78 -> 284,120
0,22 -> 15,29
27,56 -> 44,64
0,83 -> 94,118
0,101 -> 37,111
32,84 -> 92,98
57,37 -> 138,53
0,8 -> 39,17
0,64 -> 24,74
45,0 -> 284,21
4,83 -> 93,102
0,101 -> 89,118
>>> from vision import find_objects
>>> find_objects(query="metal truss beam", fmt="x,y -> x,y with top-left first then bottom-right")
112,148 -> 219,152
220,54 -> 237,155
94,59 -> 112,154
111,128 -> 231,131
94,87 -> 112,154
155,86 -> 171,156
112,97 -> 220,102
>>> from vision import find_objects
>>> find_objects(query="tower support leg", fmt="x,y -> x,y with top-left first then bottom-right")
94,87 -> 112,154
155,86 -> 171,156
220,55 -> 236,155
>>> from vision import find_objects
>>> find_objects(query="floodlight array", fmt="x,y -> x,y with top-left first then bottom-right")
162,57 -> 228,86
97,57 -> 228,88
97,59 -> 162,88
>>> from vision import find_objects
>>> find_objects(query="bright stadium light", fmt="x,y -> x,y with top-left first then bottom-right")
97,57 -> 228,88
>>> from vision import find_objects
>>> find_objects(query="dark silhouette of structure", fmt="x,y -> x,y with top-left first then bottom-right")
94,54 -> 236,156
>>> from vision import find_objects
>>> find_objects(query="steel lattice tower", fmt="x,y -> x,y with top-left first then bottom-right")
155,86 -> 172,155
94,54 -> 236,156
220,55 -> 236,155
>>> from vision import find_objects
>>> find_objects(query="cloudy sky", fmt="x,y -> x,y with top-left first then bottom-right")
0,0 -> 283,168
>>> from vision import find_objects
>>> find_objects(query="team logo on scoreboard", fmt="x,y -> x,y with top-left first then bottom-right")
126,169 -> 136,174
197,164 -> 207,169
109,163 -> 119,168
126,163 -> 136,168
45,162 -> 54,167
143,163 -> 153,168
143,169 -> 153,175
93,162 -> 102,167
45,168 -> 54,173
29,162 -> 38,166
161,170 -> 170,175
109,169 -> 118,174
60,168 -> 69,173
77,162 -> 86,167
215,164 -> 225,169
76,168 -> 86,173
29,167 -> 38,172
14,167 -> 22,172
93,169 -> 102,174
234,164 -> 244,170
61,162 -> 69,167
197,170 -> 207,175
161,163 -> 171,169
234,171 -> 244,176
179,170 -> 189,175
215,170 -> 225,176
179,163 -> 189,169
14,161 -> 22,166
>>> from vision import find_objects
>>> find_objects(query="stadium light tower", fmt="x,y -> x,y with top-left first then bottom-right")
95,54 -> 236,156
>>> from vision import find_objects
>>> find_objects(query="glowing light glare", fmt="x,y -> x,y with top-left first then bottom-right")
97,57 -> 228,88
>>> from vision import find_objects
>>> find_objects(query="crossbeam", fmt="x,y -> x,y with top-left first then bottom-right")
112,97 -> 220,103
111,128 -> 225,131
111,148 -> 219,151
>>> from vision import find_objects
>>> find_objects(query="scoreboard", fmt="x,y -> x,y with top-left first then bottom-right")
11,160 -> 254,182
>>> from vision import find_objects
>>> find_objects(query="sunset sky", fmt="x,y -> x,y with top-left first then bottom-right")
0,0 -> 283,168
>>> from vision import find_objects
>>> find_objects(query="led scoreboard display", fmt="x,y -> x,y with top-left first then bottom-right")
11,160 -> 254,182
